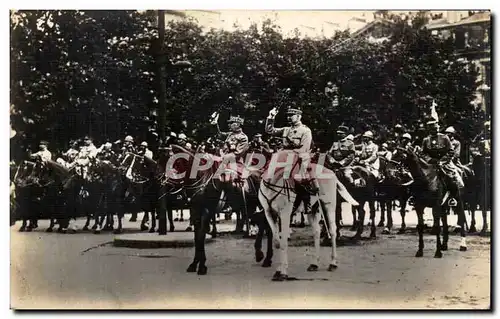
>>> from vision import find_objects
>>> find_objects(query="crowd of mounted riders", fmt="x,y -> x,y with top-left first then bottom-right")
10,105 -> 491,237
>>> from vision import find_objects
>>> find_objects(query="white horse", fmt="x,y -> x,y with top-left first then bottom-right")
258,154 -> 358,281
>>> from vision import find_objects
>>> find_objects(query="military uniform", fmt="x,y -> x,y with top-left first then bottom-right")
265,116 -> 312,154
359,139 -> 380,178
219,116 -> 249,163
421,131 -> 464,189
328,138 -> 355,167
31,149 -> 52,162
266,107 -> 314,215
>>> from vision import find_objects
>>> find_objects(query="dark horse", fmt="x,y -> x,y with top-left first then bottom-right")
185,151 -> 274,275
376,157 -> 411,234
329,163 -> 377,240
465,152 -> 491,235
13,159 -> 71,232
397,147 -> 467,258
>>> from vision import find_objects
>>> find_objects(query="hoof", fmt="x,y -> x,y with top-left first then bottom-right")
82,226 -> 89,231
440,243 -> 448,251
255,250 -> 264,263
170,227 -> 175,232
91,225 -> 98,230
185,226 -> 193,232
262,259 -> 272,268
59,229 -> 67,234
19,227 -> 25,232
307,264 -> 319,272
415,250 -> 423,257
328,264 -> 338,271
434,251 -> 443,258
369,232 -> 376,239
271,271 -> 288,282
179,218 -> 184,222
174,218 -> 179,221
113,229 -> 122,234
186,263 -> 197,273
140,225 -> 148,231
382,228 -> 390,235
93,229 -> 101,234
377,221 -> 384,227
46,228 -> 53,233
459,246 -> 467,252
26,227 -> 33,232
197,265 -> 208,275
468,225 -> 477,233
149,228 -> 155,233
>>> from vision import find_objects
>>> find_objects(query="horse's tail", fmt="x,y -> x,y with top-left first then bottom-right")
336,179 -> 359,206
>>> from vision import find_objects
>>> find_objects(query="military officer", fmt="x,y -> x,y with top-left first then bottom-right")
266,106 -> 314,214
214,115 -> 249,164
378,143 -> 392,161
30,140 -> 52,162
78,136 -> 98,159
421,119 -> 464,205
249,133 -> 273,157
358,131 -> 380,179
138,141 -> 154,159
327,125 -> 355,168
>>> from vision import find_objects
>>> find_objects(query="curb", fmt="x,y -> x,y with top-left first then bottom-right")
113,232 -> 215,249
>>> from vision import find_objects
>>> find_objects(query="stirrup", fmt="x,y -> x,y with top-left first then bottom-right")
448,198 -> 457,207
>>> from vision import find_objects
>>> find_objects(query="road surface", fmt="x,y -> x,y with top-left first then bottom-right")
10,205 -> 491,310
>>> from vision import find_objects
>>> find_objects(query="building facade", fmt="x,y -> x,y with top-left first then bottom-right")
426,11 -> 491,117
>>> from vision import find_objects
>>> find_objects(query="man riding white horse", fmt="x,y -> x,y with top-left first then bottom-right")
265,106 -> 315,214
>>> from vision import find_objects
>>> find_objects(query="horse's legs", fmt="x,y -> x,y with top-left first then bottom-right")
254,216 -> 265,263
168,207 -> 175,232
415,207 -> 425,257
263,221 -> 273,267
114,213 -> 123,234
432,205 -> 443,258
46,218 -> 55,232
19,219 -> 27,232
441,212 -> 449,251
480,205 -> 488,235
378,200 -> 386,227
353,203 -> 366,240
469,203 -> 477,233
275,204 -> 292,280
180,210 -> 184,222
456,198 -> 467,251
398,197 -> 407,234
350,205 -> 357,231
335,200 -> 342,239
368,200 -> 376,238
187,206 -> 200,273
140,210 -> 149,231
150,210 -> 157,233
306,212 -> 320,271
83,215 -> 91,231
196,208 -> 212,275
324,199 -> 338,270
129,211 -> 137,222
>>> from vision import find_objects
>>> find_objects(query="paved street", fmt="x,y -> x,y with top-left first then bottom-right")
10,204 -> 490,309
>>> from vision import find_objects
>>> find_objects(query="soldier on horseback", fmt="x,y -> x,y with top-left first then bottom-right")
30,140 -> 52,163
216,115 -> 249,165
327,125 -> 355,169
265,107 -> 314,213
249,133 -> 273,157
138,141 -> 153,159
357,131 -> 381,181
421,119 -> 464,206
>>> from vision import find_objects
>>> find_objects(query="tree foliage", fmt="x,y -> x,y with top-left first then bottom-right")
10,10 -> 484,159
